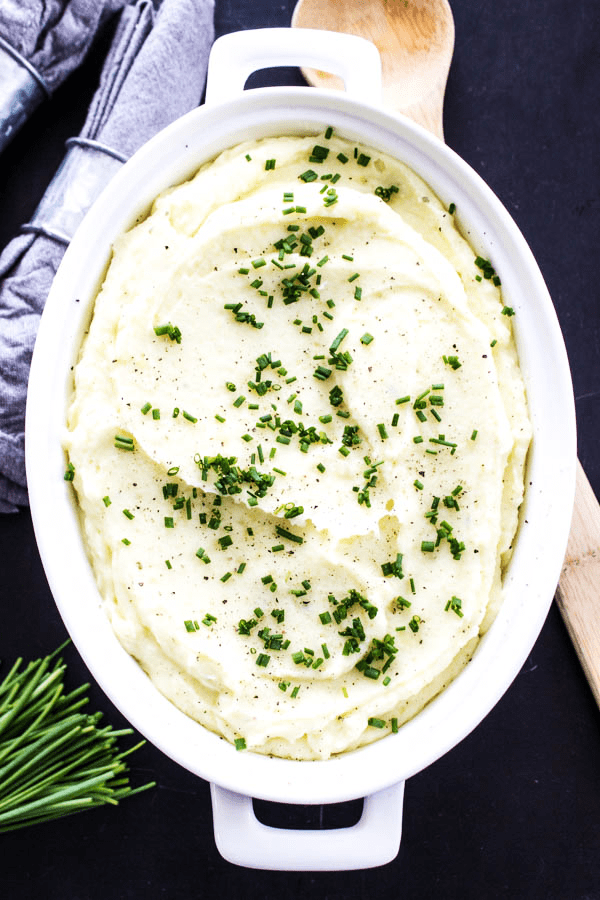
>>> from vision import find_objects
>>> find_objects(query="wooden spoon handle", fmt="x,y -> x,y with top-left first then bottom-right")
555,460 -> 600,707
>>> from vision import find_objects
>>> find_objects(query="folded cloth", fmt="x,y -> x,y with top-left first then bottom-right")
0,0 -> 127,150
0,0 -> 215,512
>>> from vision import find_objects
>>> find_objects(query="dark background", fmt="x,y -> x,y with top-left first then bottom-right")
1,0 -> 599,897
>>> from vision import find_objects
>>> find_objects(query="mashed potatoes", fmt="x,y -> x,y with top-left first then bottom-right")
64,132 -> 531,760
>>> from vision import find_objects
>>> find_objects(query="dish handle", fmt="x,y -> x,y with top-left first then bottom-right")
205,27 -> 382,107
210,781 -> 404,871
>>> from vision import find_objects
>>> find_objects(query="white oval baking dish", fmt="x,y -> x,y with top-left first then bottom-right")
25,28 -> 576,871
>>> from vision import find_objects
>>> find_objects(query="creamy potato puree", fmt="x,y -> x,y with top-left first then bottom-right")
65,132 -> 531,760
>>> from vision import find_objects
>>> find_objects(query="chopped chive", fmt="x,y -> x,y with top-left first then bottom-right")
313,365 -> 332,381
443,354 -> 461,370
154,322 -> 182,343
275,525 -> 303,544
409,615 -> 422,633
114,435 -> 134,451
330,328 -> 349,352
310,144 -> 329,161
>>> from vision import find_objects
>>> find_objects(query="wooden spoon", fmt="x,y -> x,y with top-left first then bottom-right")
292,0 -> 600,707
291,0 -> 454,140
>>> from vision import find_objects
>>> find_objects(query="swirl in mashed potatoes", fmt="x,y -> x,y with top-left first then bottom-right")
64,131 -> 531,760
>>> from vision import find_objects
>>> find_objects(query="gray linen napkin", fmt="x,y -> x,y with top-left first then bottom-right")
0,0 -> 215,512
0,0 -> 127,150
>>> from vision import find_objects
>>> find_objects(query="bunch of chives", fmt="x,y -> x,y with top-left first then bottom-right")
0,642 -> 154,832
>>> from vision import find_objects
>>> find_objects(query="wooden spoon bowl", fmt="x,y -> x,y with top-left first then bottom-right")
292,0 -> 454,140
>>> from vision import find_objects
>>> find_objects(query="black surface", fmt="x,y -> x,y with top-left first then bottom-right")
2,0 -> 599,896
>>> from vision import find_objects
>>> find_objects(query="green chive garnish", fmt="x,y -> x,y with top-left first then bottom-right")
114,435 -> 134,451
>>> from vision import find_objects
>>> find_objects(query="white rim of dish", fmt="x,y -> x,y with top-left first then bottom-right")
26,86 -> 576,805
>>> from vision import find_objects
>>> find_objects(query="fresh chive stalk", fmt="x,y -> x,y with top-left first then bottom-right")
0,643 -> 154,832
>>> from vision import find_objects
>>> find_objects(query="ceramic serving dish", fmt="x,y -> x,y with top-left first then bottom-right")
25,29 -> 576,870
